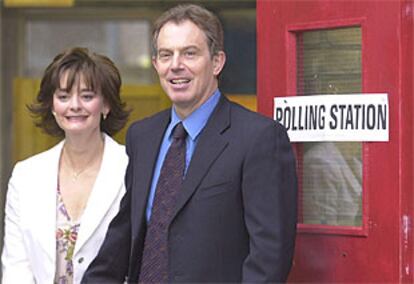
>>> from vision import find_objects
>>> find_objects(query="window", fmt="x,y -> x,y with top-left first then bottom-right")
25,19 -> 152,84
297,27 -> 363,227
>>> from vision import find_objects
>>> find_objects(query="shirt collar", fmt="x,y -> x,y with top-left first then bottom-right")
168,89 -> 221,141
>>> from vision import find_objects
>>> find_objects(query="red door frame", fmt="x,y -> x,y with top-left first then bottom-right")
257,0 -> 413,282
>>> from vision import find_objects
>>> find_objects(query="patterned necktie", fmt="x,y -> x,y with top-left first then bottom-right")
139,122 -> 187,283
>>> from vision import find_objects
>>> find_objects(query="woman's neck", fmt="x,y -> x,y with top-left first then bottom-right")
62,131 -> 105,173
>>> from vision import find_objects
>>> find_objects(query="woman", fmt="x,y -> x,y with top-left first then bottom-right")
2,47 -> 130,284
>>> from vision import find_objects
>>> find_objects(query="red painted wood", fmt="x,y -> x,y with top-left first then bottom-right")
257,0 -> 413,282
399,1 -> 414,282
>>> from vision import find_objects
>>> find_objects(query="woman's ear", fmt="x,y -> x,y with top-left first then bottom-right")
102,104 -> 110,120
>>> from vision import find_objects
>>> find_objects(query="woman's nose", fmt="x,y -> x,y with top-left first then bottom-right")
69,94 -> 81,110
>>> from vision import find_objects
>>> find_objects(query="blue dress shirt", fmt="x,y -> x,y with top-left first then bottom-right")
145,89 -> 221,221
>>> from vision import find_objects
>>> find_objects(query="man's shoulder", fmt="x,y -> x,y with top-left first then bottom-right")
128,108 -> 170,133
226,99 -> 282,129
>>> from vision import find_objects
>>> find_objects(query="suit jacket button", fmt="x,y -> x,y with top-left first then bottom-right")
78,257 -> 84,264
173,271 -> 183,281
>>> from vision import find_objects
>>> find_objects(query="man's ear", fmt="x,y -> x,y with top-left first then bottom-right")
212,51 -> 226,76
152,56 -> 159,72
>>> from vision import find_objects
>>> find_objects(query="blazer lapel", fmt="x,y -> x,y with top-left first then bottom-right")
74,135 -> 127,254
131,111 -> 171,239
33,141 -> 64,262
172,97 -> 231,220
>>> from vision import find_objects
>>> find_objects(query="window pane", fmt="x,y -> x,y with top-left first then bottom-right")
219,9 -> 256,94
25,20 -> 153,84
297,27 -> 363,227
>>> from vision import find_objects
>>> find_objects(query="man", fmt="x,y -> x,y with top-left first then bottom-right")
83,4 -> 297,283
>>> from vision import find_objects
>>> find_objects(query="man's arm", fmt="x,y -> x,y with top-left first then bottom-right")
82,130 -> 136,283
81,170 -> 132,283
242,122 -> 298,282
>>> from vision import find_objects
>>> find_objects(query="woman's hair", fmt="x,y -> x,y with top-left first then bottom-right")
28,47 -> 130,137
152,4 -> 224,58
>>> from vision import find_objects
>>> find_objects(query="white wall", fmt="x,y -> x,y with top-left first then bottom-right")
0,4 -> 4,276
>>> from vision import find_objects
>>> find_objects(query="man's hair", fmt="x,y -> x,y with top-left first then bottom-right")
28,47 -> 130,137
152,4 -> 224,58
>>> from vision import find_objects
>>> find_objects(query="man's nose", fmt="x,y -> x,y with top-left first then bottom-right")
170,54 -> 183,70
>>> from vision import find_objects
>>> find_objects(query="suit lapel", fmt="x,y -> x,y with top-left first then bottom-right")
131,111 -> 171,238
172,97 -> 231,220
74,135 -> 127,254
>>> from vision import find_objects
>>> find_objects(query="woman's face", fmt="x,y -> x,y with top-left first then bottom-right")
52,71 -> 109,138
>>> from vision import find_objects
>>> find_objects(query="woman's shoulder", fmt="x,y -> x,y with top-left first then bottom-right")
13,141 -> 63,171
104,134 -> 125,152
8,141 -> 63,191
103,134 -> 128,164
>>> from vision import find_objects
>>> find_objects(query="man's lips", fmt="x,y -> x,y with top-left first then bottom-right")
170,78 -> 191,84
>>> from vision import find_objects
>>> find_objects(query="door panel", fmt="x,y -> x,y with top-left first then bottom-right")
257,0 -> 413,282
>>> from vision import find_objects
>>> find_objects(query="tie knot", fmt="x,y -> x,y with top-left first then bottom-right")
172,122 -> 187,140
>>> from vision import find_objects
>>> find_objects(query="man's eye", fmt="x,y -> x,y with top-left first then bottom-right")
159,53 -> 171,59
184,50 -> 196,57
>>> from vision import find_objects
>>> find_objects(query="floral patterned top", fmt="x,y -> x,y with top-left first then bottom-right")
55,186 -> 80,284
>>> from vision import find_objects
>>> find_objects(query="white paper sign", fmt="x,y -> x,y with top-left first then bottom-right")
274,94 -> 389,142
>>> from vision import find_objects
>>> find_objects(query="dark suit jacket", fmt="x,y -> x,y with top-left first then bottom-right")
82,95 -> 297,283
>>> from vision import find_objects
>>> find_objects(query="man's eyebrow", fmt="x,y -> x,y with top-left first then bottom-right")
157,48 -> 172,53
158,45 -> 200,52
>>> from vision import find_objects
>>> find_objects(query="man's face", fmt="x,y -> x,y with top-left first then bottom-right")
152,20 -> 225,119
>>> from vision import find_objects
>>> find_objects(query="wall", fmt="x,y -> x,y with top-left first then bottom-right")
0,8 -> 20,263
0,2 -> 4,271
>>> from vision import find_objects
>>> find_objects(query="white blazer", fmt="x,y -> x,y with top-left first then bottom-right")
2,134 -> 128,284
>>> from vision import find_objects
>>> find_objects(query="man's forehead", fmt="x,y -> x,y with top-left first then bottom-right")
157,20 -> 207,47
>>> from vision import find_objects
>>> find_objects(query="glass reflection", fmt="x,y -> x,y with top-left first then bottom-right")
298,27 -> 363,227
303,142 -> 362,226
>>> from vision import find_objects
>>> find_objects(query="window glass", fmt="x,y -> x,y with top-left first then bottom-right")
220,9 -> 256,95
25,20 -> 153,84
297,27 -> 363,227
23,7 -> 256,95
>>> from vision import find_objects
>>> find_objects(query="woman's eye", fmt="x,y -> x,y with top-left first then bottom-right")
56,94 -> 69,101
81,93 -> 95,101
